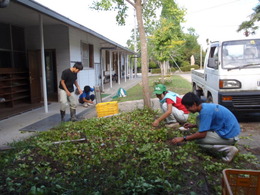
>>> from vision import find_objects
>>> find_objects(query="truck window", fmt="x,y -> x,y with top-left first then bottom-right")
207,46 -> 218,69
222,39 -> 260,69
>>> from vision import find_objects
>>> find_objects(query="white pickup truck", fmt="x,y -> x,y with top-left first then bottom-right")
192,38 -> 260,114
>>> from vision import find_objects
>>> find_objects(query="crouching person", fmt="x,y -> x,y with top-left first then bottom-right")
152,84 -> 189,128
79,85 -> 95,107
171,92 -> 240,162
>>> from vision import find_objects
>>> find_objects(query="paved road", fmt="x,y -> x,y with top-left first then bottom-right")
178,72 -> 191,82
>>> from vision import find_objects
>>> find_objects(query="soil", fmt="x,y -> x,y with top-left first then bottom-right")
236,113 -> 260,165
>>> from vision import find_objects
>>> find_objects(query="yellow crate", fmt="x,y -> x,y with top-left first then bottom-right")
96,101 -> 119,117
222,169 -> 260,195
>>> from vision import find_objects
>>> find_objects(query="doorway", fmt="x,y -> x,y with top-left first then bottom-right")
45,50 -> 58,102
28,49 -> 58,103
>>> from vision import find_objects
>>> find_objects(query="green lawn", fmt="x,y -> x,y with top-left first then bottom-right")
113,75 -> 192,102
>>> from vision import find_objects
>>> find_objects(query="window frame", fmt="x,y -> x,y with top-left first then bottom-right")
81,42 -> 94,69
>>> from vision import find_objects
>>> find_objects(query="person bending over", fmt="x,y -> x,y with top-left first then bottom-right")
59,62 -> 83,122
172,92 -> 240,162
78,85 -> 95,107
152,84 -> 189,128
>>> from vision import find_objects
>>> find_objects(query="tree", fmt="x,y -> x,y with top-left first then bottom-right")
237,1 -> 260,36
181,28 -> 201,65
148,0 -> 185,78
91,0 -> 161,108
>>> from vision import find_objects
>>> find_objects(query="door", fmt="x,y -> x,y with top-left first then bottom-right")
28,50 -> 41,103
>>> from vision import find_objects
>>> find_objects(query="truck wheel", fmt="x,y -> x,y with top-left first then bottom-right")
0,0 -> 9,8
207,94 -> 213,103
193,85 -> 202,97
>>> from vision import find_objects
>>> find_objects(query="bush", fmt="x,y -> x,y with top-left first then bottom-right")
181,61 -> 190,67
180,65 -> 200,72
150,68 -> 161,74
149,61 -> 158,69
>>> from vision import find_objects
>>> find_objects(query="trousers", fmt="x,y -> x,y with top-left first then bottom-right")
59,89 -> 77,111
161,102 -> 189,123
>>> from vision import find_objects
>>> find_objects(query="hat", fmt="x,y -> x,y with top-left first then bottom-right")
153,84 -> 166,94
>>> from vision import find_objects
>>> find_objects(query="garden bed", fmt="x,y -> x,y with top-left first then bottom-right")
0,109 -> 258,194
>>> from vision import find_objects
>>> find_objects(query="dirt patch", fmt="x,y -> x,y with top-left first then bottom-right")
237,114 -> 260,165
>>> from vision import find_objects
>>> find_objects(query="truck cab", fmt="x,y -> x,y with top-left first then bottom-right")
192,38 -> 260,113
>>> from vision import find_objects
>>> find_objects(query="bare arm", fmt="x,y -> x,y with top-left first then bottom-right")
171,131 -> 207,144
82,97 -> 94,104
74,80 -> 83,95
183,123 -> 198,129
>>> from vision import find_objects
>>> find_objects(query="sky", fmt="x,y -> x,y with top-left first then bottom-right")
34,0 -> 259,49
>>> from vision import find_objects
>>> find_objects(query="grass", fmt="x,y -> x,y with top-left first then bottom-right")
113,75 -> 192,102
101,93 -> 110,98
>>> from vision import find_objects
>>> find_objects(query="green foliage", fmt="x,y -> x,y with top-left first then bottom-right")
153,76 -> 173,86
0,109 -> 258,194
180,65 -> 200,72
113,75 -> 191,102
151,65 -> 199,74
179,28 -> 202,64
237,2 -> 260,36
149,60 -> 158,69
151,68 -> 162,74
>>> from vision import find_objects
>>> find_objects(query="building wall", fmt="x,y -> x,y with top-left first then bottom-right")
69,27 -> 101,89
44,25 -> 70,85
25,24 -> 70,90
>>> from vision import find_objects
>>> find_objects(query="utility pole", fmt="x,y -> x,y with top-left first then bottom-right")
200,45 -> 203,69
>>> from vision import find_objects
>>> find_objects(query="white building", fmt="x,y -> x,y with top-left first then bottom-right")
0,0 -> 135,118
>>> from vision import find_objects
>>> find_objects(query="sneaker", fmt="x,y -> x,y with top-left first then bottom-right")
83,103 -> 89,107
222,146 -> 239,162
179,126 -> 189,131
165,123 -> 179,128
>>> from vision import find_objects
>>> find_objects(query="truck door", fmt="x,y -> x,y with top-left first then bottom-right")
205,44 -> 219,102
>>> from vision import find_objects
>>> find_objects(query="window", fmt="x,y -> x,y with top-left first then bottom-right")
105,50 -> 110,71
81,42 -> 94,68
0,23 -> 26,68
222,39 -> 260,69
207,46 -> 218,69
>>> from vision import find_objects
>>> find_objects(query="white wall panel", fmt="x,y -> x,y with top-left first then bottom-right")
69,28 -> 101,88
77,69 -> 96,89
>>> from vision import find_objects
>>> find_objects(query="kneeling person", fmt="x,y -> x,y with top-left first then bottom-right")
79,86 -> 95,107
172,92 -> 240,162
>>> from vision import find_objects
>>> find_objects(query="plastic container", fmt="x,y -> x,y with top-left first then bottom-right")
96,101 -> 119,117
222,168 -> 260,195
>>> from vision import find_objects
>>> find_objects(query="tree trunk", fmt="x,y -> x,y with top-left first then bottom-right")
135,0 -> 151,108
159,61 -> 165,83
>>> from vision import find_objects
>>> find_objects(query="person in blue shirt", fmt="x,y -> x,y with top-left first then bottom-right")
78,85 -> 95,107
172,92 -> 240,162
